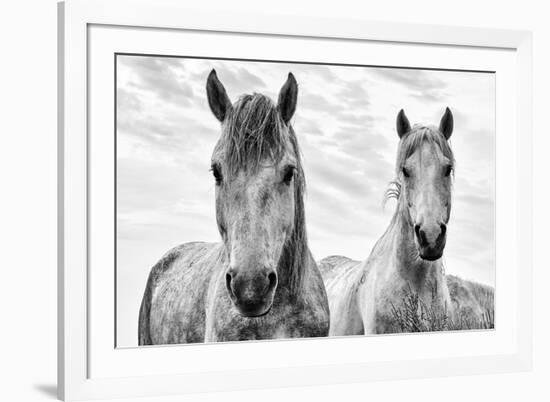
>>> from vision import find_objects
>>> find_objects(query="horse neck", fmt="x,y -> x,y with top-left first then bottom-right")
383,197 -> 446,295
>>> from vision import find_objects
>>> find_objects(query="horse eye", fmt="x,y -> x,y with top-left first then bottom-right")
211,165 -> 223,185
401,167 -> 410,178
444,165 -> 453,177
283,166 -> 295,185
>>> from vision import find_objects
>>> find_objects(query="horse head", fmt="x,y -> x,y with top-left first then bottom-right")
394,108 -> 455,261
206,70 -> 306,317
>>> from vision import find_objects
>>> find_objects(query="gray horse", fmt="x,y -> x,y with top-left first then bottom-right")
138,70 -> 330,344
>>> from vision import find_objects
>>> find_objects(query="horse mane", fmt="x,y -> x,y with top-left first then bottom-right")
217,93 -> 308,295
385,124 -> 455,203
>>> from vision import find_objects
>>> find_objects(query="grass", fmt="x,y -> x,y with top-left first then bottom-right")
447,307 -> 494,331
390,283 -> 494,333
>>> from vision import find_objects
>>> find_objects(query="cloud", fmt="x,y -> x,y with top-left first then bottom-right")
190,64 -> 267,96
455,192 -> 493,208
373,67 -> 448,102
336,124 -> 392,155
307,65 -> 338,81
307,157 -> 372,198
305,185 -> 386,240
117,87 -> 143,113
117,111 -> 217,156
337,80 -> 371,107
234,67 -> 266,88
119,56 -> 196,106
300,90 -> 342,113
295,119 -> 324,136
336,112 -> 377,127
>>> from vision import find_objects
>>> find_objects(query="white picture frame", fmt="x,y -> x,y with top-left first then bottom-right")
58,0 -> 533,400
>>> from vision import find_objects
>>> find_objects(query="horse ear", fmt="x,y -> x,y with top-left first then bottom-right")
206,69 -> 231,122
439,107 -> 454,140
278,73 -> 298,124
396,109 -> 411,138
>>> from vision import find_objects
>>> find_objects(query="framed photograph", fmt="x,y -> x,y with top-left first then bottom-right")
58,0 -> 533,400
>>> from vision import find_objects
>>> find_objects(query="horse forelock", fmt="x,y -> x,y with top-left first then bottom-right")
217,93 -> 291,176
385,124 -> 455,203
216,93 -> 308,296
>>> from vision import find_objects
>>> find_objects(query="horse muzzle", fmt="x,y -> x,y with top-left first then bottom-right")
414,223 -> 447,261
225,268 -> 278,317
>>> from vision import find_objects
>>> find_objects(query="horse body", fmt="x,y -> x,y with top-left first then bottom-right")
139,242 -> 328,344
139,242 -> 218,344
446,275 -> 494,329
138,70 -> 329,345
319,256 -> 365,335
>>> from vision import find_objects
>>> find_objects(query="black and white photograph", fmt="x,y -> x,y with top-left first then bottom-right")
5,0 -> 548,400
116,55 -> 495,347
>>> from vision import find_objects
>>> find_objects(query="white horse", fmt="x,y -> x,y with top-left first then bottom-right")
321,108 -> 493,335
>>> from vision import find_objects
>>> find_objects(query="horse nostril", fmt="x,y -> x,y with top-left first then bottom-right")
440,223 -> 447,236
267,271 -> 277,292
415,225 -> 428,246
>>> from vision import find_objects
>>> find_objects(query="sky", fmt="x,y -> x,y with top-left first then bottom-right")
116,55 -> 495,347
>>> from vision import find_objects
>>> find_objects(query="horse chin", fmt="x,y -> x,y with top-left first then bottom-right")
418,249 -> 443,261
420,254 -> 442,262
235,302 -> 273,318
